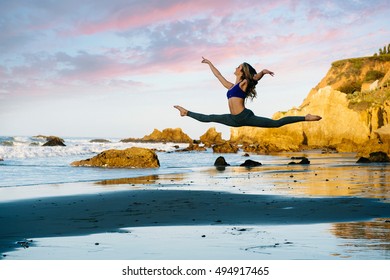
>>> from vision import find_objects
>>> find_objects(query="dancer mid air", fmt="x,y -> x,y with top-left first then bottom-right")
174,57 -> 321,127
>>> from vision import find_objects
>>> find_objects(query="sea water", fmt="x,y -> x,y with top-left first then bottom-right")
0,135 -> 273,188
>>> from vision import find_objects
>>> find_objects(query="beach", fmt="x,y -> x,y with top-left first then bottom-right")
0,145 -> 389,260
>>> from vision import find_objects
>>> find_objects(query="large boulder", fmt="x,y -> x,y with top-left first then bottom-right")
214,156 -> 230,166
71,147 -> 160,168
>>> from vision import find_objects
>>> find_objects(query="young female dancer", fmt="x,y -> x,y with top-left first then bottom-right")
174,57 -> 321,127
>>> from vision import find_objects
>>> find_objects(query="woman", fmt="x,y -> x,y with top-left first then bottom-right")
174,57 -> 321,127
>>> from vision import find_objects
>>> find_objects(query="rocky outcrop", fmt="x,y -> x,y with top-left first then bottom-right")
90,139 -> 111,143
121,128 -> 192,143
240,159 -> 262,167
176,143 -> 207,152
199,127 -> 225,147
212,141 -> 239,153
357,151 -> 390,163
71,147 -> 160,168
288,157 -> 310,165
241,141 -> 301,154
42,137 -> 66,146
34,135 -> 66,146
230,55 -> 390,156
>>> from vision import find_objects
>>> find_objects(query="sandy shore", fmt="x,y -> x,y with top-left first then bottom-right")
1,164 -> 390,259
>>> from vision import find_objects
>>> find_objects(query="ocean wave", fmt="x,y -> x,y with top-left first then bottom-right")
0,137 -> 187,159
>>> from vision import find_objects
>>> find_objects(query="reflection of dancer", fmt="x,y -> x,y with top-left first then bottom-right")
174,57 -> 321,127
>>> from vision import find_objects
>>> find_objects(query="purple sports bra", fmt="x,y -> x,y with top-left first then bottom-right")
227,83 -> 246,99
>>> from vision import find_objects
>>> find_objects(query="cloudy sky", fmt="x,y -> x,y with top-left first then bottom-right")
1,0 -> 389,139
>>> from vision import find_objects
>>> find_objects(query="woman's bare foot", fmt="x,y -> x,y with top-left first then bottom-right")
305,114 -> 322,121
174,105 -> 188,116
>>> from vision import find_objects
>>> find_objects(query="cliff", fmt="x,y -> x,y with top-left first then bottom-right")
230,55 -> 390,156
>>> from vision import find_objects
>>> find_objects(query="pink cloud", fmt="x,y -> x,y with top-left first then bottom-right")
66,0 -> 224,36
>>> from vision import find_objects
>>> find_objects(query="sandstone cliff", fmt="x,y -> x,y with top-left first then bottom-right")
230,55 -> 390,156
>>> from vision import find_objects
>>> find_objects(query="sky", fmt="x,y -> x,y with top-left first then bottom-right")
1,0 -> 389,139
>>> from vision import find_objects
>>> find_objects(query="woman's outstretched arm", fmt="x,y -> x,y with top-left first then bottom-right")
253,69 -> 274,81
202,57 -> 234,89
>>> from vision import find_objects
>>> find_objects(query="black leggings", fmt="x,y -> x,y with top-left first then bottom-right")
187,108 -> 305,128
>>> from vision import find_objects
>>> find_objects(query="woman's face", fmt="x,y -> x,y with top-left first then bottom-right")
234,64 -> 243,76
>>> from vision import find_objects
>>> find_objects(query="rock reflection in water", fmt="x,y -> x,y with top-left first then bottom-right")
96,174 -> 186,186
97,175 -> 160,185
331,219 -> 390,254
270,164 -> 390,199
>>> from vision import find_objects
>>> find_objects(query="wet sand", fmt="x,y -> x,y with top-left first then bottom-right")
1,161 -> 390,259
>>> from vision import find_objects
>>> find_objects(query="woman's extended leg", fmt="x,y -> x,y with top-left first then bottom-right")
174,105 -> 239,127
244,114 -> 321,128
174,105 -> 321,128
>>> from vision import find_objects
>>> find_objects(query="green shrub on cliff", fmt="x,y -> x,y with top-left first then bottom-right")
364,70 -> 385,82
338,81 -> 362,94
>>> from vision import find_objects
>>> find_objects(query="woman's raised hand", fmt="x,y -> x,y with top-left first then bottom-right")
201,57 -> 211,64
262,69 -> 274,76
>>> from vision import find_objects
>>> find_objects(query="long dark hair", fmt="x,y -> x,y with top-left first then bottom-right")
241,62 -> 258,100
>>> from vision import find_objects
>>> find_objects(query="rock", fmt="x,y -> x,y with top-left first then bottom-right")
288,157 -> 310,165
199,127 -> 224,147
369,151 -> 390,162
42,137 -> 66,146
90,139 -> 111,143
356,151 -> 390,163
176,143 -> 207,152
240,159 -> 262,167
1,141 -> 13,146
355,139 -> 390,158
0,158 -> 3,161
241,140 -> 300,154
212,141 -> 239,153
214,156 -> 230,167
121,128 -> 192,143
71,147 -> 160,168
356,157 -> 371,163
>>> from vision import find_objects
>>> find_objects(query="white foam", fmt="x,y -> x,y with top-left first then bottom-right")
0,137 -> 188,159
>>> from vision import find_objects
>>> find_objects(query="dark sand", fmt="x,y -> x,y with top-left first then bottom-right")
1,186 -> 389,257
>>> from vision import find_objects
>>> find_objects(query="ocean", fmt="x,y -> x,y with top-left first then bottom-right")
0,135 -> 278,189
